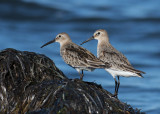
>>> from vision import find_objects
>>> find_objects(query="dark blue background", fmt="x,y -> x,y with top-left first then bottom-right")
0,0 -> 160,113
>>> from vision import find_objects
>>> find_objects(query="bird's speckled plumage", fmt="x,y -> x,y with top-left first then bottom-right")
61,42 -> 109,70
41,32 -> 110,80
95,29 -> 145,77
81,29 -> 145,97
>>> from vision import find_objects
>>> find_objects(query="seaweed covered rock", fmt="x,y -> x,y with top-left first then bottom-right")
0,48 -> 141,113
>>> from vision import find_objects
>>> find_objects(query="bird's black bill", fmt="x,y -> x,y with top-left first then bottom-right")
41,39 -> 55,48
80,36 -> 94,45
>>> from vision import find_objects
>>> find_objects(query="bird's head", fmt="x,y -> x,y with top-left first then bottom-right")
81,29 -> 109,45
41,33 -> 71,48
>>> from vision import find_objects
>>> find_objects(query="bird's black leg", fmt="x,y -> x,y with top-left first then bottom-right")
80,70 -> 84,81
112,77 -> 118,98
117,76 -> 120,95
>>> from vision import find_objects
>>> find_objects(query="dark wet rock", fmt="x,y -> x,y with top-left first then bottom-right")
0,48 -> 141,114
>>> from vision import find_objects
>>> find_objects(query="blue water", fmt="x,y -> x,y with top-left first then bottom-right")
0,0 -> 160,113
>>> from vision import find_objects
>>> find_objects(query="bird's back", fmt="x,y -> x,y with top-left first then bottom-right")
98,43 -> 145,75
60,42 -> 109,70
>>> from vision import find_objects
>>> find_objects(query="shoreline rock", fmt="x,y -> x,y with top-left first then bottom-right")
0,48 -> 141,113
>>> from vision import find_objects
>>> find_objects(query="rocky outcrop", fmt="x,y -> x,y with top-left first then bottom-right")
0,48 -> 141,113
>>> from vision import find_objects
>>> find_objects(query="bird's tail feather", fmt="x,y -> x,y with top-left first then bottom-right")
123,65 -> 145,77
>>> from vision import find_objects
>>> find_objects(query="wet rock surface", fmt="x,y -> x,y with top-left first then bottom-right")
0,48 -> 141,114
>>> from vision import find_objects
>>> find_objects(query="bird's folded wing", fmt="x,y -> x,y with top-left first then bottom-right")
120,64 -> 145,74
62,46 -> 108,68
99,51 -> 132,66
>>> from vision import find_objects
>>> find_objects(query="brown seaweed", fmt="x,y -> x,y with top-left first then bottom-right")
0,48 -> 142,113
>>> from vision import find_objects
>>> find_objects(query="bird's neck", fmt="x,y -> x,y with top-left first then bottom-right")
60,40 -> 72,50
97,37 -> 110,57
97,37 -> 110,48
60,40 -> 71,46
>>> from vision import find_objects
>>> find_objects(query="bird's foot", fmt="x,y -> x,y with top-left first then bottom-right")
71,78 -> 82,82
112,93 -> 118,99
80,76 -> 83,81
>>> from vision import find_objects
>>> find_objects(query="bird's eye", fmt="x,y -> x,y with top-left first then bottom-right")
96,32 -> 100,35
59,35 -> 61,37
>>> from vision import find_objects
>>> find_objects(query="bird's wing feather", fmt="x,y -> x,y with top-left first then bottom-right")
99,51 -> 145,75
99,51 -> 131,66
61,44 -> 108,69
116,64 -> 145,74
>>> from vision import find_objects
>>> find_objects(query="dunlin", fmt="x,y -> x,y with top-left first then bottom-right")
41,32 -> 110,80
81,29 -> 145,97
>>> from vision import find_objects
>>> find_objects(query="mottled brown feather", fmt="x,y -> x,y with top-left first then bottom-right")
98,43 -> 145,75
61,43 -> 110,69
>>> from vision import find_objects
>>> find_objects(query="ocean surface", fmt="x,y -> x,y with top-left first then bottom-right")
0,0 -> 160,113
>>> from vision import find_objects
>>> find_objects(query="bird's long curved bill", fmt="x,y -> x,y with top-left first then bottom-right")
41,39 -> 55,48
80,36 -> 94,45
